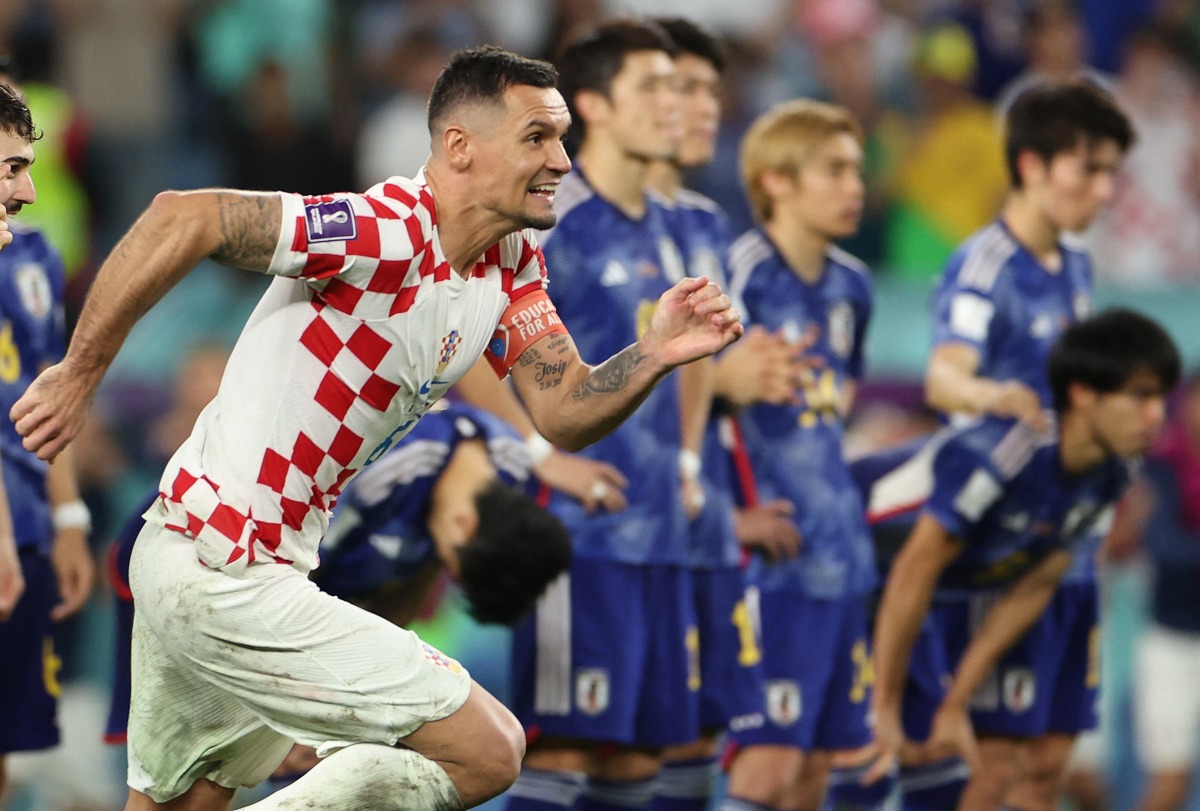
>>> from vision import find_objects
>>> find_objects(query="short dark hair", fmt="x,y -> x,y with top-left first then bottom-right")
1048,308 -> 1181,412
654,17 -> 726,73
0,82 -> 39,143
427,45 -> 559,133
456,480 -> 572,626
556,19 -> 676,146
1004,79 -> 1133,188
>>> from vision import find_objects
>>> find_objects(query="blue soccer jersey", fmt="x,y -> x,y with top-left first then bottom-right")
0,224 -> 66,553
933,220 -> 1092,406
538,169 -> 688,565
313,403 -> 529,600
859,416 -> 1130,597
657,187 -> 741,569
728,229 -> 875,598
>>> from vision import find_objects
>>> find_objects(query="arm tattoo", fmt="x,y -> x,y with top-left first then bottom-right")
212,193 -> 283,270
572,344 -> 647,402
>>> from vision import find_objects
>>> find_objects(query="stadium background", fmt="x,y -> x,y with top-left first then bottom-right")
2,0 -> 1199,808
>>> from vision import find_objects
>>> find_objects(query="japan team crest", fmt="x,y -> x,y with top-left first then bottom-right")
438,330 -> 462,374
575,668 -> 610,717
1002,667 -> 1036,713
766,679 -> 802,727
827,301 -> 855,359
15,263 -> 51,319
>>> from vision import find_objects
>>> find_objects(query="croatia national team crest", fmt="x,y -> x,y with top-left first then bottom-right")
438,330 -> 462,374
420,642 -> 464,675
1002,667 -> 1036,713
828,301 -> 855,359
15,263 -> 51,319
575,668 -> 610,716
766,679 -> 802,727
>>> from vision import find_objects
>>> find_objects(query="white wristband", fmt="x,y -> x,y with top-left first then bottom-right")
52,500 -> 92,533
524,432 -> 555,466
678,449 -> 702,479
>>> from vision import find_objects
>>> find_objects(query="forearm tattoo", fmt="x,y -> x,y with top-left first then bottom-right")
572,344 -> 647,403
212,193 -> 282,270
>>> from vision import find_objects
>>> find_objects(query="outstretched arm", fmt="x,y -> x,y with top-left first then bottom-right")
12,190 -> 282,460
510,276 -> 742,451
926,343 -> 1046,429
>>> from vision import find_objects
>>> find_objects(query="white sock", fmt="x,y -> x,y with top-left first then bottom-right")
242,743 -> 464,811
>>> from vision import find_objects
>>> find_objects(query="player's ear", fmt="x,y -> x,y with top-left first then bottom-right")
1016,148 -> 1047,189
442,124 -> 472,170
573,89 -> 609,127
760,168 -> 796,201
1067,380 -> 1097,413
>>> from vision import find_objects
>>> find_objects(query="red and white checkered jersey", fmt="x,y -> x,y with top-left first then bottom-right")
143,175 -> 559,575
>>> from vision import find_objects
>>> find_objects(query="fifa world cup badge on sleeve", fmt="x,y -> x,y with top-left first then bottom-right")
304,200 -> 358,243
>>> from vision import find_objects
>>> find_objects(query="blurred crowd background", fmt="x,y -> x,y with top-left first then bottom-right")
2,0 -> 1200,808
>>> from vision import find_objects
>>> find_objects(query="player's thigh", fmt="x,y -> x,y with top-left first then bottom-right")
1134,624 -> 1200,772
131,528 -> 471,751
0,550 -> 60,755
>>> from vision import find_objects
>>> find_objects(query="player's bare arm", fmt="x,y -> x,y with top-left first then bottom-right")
11,190 -> 283,461
926,343 -> 1045,428
864,512 -> 963,785
512,276 -> 742,451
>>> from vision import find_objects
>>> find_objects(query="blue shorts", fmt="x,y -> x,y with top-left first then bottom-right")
511,558 -> 699,748
693,567 -> 764,730
934,581 -> 1099,738
0,550 -> 62,754
729,591 -> 873,751
105,591 -> 134,744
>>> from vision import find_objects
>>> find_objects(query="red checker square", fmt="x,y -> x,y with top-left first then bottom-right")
280,496 -> 310,530
327,427 -> 364,468
186,513 -> 205,538
291,218 -> 307,252
346,324 -> 391,369
329,467 -> 357,498
366,195 -> 403,219
390,285 -> 419,316
225,545 -> 247,566
366,258 -> 412,294
255,522 -> 283,553
320,277 -> 366,314
360,373 -> 401,411
404,212 -> 425,249
299,317 -> 344,367
208,503 -> 249,542
383,183 -> 418,210
170,469 -> 199,502
291,432 -> 328,478
347,216 -> 380,259
302,251 -> 349,281
315,371 -> 356,421
257,449 -> 292,493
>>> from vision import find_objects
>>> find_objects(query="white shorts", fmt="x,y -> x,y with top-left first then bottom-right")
1134,623 -> 1200,772
126,524 -> 472,803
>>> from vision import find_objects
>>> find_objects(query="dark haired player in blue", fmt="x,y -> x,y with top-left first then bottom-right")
644,19 -> 803,811
923,79 -> 1134,811
865,310 -> 1180,811
503,19 -> 703,811
719,98 -> 875,811
105,401 -> 572,752
0,76 -> 95,797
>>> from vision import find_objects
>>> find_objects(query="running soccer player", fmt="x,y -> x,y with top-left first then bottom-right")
923,79 -> 1133,811
865,310 -> 1179,811
0,77 -> 95,797
501,20 -> 708,811
719,99 -> 876,811
12,45 -> 741,811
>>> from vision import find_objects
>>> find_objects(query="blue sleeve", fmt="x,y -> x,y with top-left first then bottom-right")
923,431 -> 1002,541
931,253 -> 1001,354
1142,461 -> 1200,567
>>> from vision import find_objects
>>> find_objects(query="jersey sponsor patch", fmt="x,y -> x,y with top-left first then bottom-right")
484,289 -> 568,378
949,293 -> 995,343
15,263 -> 52,319
575,668 -> 610,716
766,679 -> 802,727
304,200 -> 357,243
